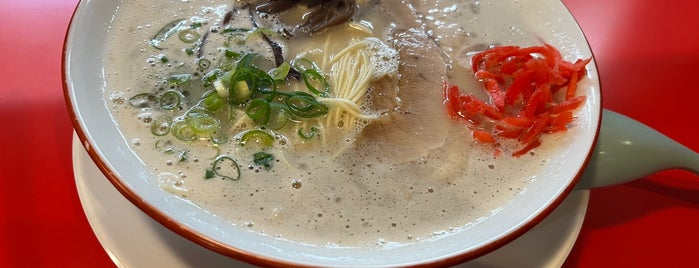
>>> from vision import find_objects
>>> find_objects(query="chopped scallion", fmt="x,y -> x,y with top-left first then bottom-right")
188,115 -> 220,136
204,169 -> 216,179
225,49 -> 241,59
128,93 -> 158,108
150,117 -> 172,136
160,90 -> 184,110
168,74 -> 192,85
200,91 -> 226,111
292,57 -> 319,73
298,126 -> 320,140
212,155 -> 241,181
198,58 -> 211,69
266,102 -> 290,130
245,99 -> 271,125
285,92 -> 329,118
171,120 -> 198,142
178,29 -> 201,43
253,152 -> 274,170
177,150 -> 189,162
302,69 -> 330,97
240,129 -> 275,149
149,19 -> 187,50
269,62 -> 291,81
229,80 -> 252,104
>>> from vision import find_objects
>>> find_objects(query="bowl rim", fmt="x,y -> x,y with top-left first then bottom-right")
62,0 -> 602,266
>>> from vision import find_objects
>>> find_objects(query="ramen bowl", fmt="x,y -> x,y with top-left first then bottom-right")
63,0 -> 601,266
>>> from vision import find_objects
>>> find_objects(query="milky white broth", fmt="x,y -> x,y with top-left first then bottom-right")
103,0 -> 574,248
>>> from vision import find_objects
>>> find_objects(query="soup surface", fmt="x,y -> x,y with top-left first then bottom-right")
104,0 -> 576,247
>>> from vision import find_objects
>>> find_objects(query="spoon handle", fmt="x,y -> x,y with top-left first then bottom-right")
575,109 -> 699,190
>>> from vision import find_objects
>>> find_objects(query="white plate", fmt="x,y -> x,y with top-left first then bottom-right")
73,134 -> 589,268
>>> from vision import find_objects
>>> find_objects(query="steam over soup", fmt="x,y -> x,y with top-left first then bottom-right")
104,0 -> 583,247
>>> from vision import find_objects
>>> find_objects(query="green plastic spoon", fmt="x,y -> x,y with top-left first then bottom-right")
576,109 -> 699,189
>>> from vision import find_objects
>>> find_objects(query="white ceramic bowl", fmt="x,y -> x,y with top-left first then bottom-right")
63,0 -> 601,266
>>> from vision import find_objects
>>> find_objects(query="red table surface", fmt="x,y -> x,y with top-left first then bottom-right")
1,0 -> 697,267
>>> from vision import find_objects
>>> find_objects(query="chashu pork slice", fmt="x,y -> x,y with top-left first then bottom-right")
355,26 -> 452,162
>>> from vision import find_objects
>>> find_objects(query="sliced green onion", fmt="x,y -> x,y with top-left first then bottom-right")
217,69 -> 235,86
285,92 -> 329,118
240,129 -> 274,149
225,54 -> 277,100
202,68 -> 223,87
298,126 -> 319,140
213,80 -> 228,97
231,69 -> 275,102
229,80 -> 252,104
154,140 -> 171,150
128,93 -> 158,108
302,69 -> 330,97
292,57 -> 319,73
237,53 -> 257,70
269,62 -> 291,81
188,115 -> 220,136
250,69 -> 276,92
253,152 -> 274,170
177,150 -> 189,162
185,106 -> 212,119
246,27 -> 277,41
198,58 -> 211,69
266,102 -> 290,130
265,90 -> 289,103
150,19 -> 187,50
150,117 -> 172,136
224,35 -> 245,47
225,49 -> 241,59
200,91 -> 226,111
212,155 -> 241,181
178,29 -> 201,43
245,99 -> 271,125
160,90 -> 184,110
170,120 -> 198,142
205,169 -> 216,179
168,74 -> 192,85
164,147 -> 178,154
294,103 -> 328,118
286,91 -> 316,111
